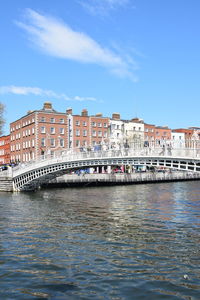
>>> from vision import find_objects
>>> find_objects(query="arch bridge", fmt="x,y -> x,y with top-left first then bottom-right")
12,145 -> 200,191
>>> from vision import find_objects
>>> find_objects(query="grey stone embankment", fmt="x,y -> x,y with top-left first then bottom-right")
1,170 -> 200,192
44,171 -> 200,189
0,175 -> 13,192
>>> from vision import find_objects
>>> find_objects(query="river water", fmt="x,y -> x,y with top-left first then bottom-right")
0,181 -> 200,299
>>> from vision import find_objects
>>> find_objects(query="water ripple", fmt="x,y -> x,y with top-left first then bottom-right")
0,182 -> 200,299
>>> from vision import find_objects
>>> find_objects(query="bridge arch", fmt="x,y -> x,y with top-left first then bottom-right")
12,153 -> 200,191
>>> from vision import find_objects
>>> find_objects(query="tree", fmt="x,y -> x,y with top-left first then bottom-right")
0,103 -> 5,136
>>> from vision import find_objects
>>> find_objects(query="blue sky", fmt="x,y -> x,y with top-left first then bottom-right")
1,0 -> 200,134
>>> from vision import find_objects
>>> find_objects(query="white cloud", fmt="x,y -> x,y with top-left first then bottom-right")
16,9 -> 137,81
79,0 -> 132,15
0,86 -> 97,102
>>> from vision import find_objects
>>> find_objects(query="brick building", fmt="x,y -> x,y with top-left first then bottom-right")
144,124 -> 171,145
154,126 -> 171,144
0,135 -> 10,164
10,103 -> 110,162
67,108 -> 109,149
10,102 -> 68,162
173,127 -> 200,147
144,123 -> 156,143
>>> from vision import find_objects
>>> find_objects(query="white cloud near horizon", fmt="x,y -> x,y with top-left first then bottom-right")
0,86 -> 97,102
16,9 -> 138,81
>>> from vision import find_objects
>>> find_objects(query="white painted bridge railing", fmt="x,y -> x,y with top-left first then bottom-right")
12,146 -> 200,178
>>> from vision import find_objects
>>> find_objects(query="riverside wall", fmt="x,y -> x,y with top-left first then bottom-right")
43,171 -> 200,189
1,171 -> 200,192
0,171 -> 13,192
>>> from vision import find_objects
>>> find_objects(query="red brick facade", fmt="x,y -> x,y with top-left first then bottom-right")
10,103 -> 110,162
144,124 -> 171,144
10,103 -> 68,162
0,135 -> 10,164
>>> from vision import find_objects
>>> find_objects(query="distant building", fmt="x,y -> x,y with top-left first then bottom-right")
10,102 -> 68,162
154,126 -> 171,145
10,103 -> 110,162
109,114 -> 144,147
109,113 -> 124,146
123,118 -> 144,147
144,123 -> 156,143
171,131 -> 185,148
144,124 -> 171,145
9,101 -> 200,163
0,135 -> 10,164
67,108 -> 109,149
173,127 -> 200,148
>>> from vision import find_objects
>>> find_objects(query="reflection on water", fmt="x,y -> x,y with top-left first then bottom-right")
0,181 -> 200,299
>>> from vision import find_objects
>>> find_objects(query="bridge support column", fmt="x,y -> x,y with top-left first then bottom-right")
107,166 -> 111,174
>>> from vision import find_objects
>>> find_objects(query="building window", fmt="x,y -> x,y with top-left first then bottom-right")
41,126 -> 46,133
50,138 -> 55,147
76,140 -> 80,147
76,129 -> 80,136
92,130 -> 96,137
50,118 -> 55,123
83,121 -> 87,126
76,120 -> 80,126
98,123 -> 102,127
60,118 -> 64,124
59,128 -> 64,135
104,132 -> 107,138
83,140 -> 87,146
83,130 -> 87,137
41,138 -> 46,147
104,123 -> 107,128
60,139 -> 64,147
41,117 -> 46,122
50,127 -> 55,134
98,131 -> 102,137
92,122 -> 96,127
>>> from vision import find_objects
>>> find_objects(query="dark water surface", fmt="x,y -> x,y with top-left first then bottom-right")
0,182 -> 200,299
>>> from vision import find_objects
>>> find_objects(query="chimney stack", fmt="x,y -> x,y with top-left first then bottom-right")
66,108 -> 73,115
95,113 -> 103,117
112,113 -> 120,120
43,102 -> 53,110
81,109 -> 88,117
